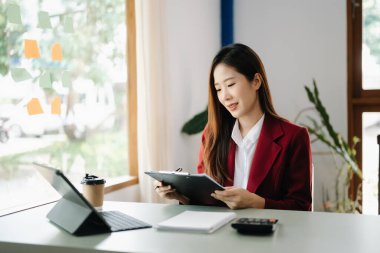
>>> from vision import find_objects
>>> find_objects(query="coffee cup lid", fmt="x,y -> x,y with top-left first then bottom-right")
81,173 -> 106,185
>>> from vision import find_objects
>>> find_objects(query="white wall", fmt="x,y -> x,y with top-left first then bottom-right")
162,0 -> 347,210
234,0 -> 347,125
121,0 -> 347,210
164,0 -> 221,171
233,0 -> 347,210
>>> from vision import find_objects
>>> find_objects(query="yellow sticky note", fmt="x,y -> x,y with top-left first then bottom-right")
27,98 -> 43,115
51,96 -> 61,115
51,43 -> 63,61
24,39 -> 40,59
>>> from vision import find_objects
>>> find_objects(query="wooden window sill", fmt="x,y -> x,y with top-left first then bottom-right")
104,175 -> 139,194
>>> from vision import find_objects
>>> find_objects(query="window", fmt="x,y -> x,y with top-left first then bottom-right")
0,0 -> 137,215
348,0 -> 380,214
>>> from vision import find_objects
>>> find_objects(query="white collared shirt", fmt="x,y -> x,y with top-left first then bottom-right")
231,114 -> 265,189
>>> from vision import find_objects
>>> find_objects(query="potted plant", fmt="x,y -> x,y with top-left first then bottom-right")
301,80 -> 361,213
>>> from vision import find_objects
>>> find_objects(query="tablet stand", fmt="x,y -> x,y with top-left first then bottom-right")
47,198 -> 109,236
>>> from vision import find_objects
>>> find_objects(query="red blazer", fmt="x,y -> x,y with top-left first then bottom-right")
197,115 -> 312,211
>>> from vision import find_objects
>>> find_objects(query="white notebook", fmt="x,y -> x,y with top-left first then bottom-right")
156,211 -> 236,233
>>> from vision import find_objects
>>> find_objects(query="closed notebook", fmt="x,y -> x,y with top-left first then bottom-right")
156,211 -> 236,233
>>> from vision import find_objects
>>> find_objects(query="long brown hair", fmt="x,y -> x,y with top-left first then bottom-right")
204,43 -> 280,185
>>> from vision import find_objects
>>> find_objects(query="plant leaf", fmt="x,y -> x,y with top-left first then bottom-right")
304,80 -> 362,179
181,109 -> 208,135
304,86 -> 315,104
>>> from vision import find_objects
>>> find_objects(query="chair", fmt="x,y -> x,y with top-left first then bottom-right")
378,135 -> 380,215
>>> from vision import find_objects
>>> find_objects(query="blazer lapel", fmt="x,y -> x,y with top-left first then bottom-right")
225,140 -> 236,187
247,116 -> 284,193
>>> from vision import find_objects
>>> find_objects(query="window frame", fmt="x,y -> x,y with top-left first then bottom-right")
347,0 -> 380,199
105,0 -> 139,193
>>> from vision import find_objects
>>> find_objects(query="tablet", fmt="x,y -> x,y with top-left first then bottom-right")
145,171 -> 226,206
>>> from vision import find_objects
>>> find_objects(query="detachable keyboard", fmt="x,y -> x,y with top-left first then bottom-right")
99,211 -> 151,232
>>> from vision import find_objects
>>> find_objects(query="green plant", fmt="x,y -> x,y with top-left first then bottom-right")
181,108 -> 207,134
0,1 -> 27,76
303,79 -> 361,213
0,3 -> 7,76
304,80 -> 361,179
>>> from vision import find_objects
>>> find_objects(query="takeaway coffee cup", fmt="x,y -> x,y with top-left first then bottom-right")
81,174 -> 106,209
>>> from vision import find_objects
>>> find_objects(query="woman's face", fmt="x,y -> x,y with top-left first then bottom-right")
213,63 -> 261,119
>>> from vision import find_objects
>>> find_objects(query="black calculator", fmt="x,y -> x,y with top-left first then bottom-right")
231,218 -> 278,235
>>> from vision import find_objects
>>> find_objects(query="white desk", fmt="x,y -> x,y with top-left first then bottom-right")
0,201 -> 379,253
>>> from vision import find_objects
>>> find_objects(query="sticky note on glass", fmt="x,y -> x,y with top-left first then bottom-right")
63,16 -> 74,33
27,98 -> 43,115
51,96 -> 61,115
51,43 -> 63,61
24,39 -> 40,59
62,71 -> 72,87
37,11 -> 52,29
7,4 -> 22,25
39,71 -> 52,89
10,68 -> 32,82
50,69 -> 61,76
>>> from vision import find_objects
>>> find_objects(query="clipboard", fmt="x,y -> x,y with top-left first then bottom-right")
145,171 -> 226,206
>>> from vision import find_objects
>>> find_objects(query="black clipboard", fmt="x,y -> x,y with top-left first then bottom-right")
145,171 -> 226,206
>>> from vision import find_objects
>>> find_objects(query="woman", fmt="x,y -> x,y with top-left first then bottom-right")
155,43 -> 312,211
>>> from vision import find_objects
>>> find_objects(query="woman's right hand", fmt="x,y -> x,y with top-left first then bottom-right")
154,180 -> 190,204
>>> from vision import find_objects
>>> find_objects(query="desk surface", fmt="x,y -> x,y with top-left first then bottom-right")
0,201 -> 379,253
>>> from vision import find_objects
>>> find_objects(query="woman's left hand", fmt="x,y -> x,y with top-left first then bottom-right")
211,187 -> 265,210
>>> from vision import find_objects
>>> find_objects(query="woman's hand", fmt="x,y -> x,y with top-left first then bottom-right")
154,180 -> 190,204
211,187 -> 265,210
